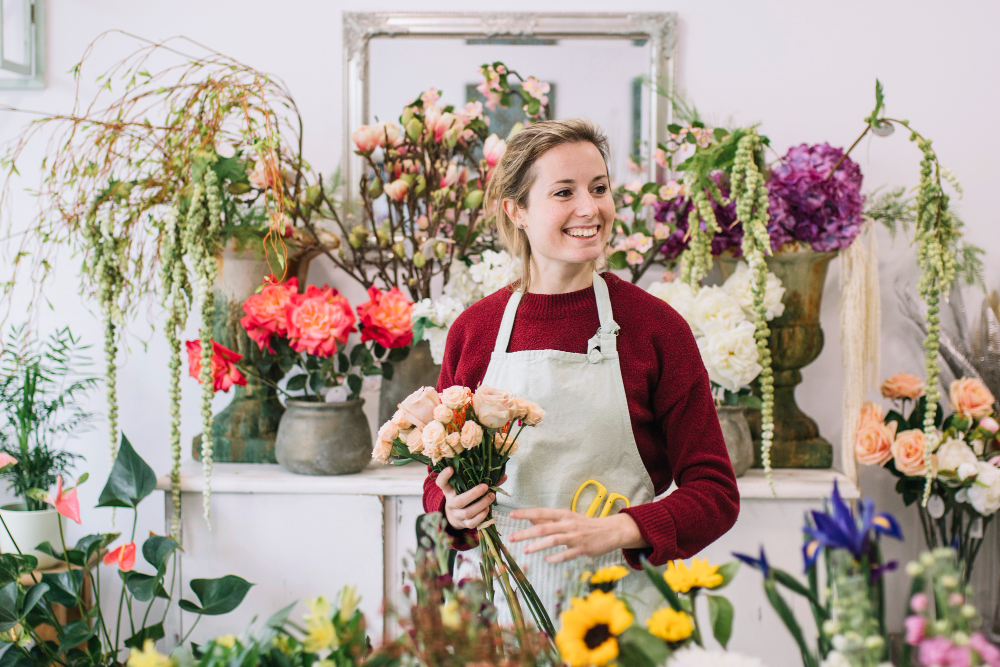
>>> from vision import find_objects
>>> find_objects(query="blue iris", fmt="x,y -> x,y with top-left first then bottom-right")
732,546 -> 770,579
801,481 -> 903,571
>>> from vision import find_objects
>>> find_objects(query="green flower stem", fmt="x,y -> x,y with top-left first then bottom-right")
56,514 -> 88,623
687,590 -> 704,647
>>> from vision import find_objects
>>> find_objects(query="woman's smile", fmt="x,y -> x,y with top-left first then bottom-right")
563,224 -> 601,240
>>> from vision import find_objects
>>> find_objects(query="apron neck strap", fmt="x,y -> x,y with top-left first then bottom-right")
493,272 -> 618,355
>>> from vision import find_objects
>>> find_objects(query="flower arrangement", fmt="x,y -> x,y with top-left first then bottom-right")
855,373 -> 1000,578
0,436 -> 251,666
334,63 -> 547,302
647,261 -> 784,406
373,384 -> 554,638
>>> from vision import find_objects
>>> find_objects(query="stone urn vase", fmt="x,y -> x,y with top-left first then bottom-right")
378,340 -> 441,427
716,404 -> 754,477
192,245 -> 316,463
719,248 -> 836,469
0,504 -> 62,569
276,399 -> 373,475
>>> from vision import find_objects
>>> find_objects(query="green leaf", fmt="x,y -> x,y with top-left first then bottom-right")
667,123 -> 683,134
381,362 -> 394,382
58,620 -> 97,654
0,554 -> 37,585
41,570 -> 84,607
285,374 -> 308,391
75,533 -> 118,566
640,558 -> 683,611
0,583 -> 19,631
373,342 -> 386,357
347,374 -> 363,398
211,155 -> 250,185
124,622 -> 165,650
714,561 -> 740,590
143,535 -> 180,570
350,344 -> 371,367
617,625 -> 668,667
773,567 -> 819,604
764,579 -> 817,667
309,372 -> 324,394
738,394 -> 762,410
0,644 -> 34,667
707,594 -> 734,648
607,250 -> 629,270
122,570 -> 167,602
179,575 -> 253,615
22,583 -> 48,617
97,434 -> 157,508
337,353 -> 350,373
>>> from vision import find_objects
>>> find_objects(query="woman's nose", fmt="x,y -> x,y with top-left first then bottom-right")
576,192 -> 600,218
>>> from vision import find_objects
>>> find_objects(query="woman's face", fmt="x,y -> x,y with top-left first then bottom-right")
503,141 -> 616,272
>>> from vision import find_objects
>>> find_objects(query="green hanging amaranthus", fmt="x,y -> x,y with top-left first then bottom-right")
180,169 -> 223,522
679,187 -> 723,285
159,202 -> 192,538
729,129 -> 776,492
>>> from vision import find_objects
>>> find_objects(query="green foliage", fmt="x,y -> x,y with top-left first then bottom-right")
0,325 -> 97,510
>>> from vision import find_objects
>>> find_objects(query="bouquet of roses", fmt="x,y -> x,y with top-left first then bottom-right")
373,384 -> 555,638
855,372 -> 1000,580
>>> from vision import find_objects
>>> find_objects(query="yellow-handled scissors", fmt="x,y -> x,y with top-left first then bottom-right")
571,479 -> 630,518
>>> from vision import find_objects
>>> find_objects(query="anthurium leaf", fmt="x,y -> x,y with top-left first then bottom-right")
181,575 -> 253,615
708,594 -> 734,648
97,434 -> 157,509
121,570 -> 160,602
41,570 -> 84,607
143,535 -> 180,570
22,583 -> 48,617
0,644 -> 34,667
58,620 -> 97,654
0,583 -> 19,631
0,554 -> 37,584
124,622 -> 165,650
75,533 -> 119,565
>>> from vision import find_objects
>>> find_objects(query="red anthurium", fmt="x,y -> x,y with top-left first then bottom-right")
0,453 -> 17,469
103,542 -> 137,571
43,476 -> 81,524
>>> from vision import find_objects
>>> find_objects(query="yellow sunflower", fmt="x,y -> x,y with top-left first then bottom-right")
664,557 -> 723,593
647,606 -> 694,642
555,591 -> 634,667
127,640 -> 173,667
588,564 -> 630,592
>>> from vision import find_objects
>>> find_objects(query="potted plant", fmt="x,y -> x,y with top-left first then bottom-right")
0,326 -> 97,569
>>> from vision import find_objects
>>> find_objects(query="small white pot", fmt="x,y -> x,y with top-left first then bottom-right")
0,503 -> 63,569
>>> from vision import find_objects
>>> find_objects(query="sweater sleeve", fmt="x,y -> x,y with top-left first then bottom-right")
619,318 -> 740,568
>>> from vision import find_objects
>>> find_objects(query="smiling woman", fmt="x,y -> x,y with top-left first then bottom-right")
423,118 -> 740,621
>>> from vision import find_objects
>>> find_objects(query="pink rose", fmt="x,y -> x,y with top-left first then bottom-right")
904,615 -> 925,645
443,433 -> 463,458
653,147 -> 668,168
285,285 -> 357,358
855,420 -> 896,466
352,125 -> 381,152
979,415 -> 1000,434
406,428 -> 424,454
881,372 -> 925,400
357,286 -> 413,349
433,404 -> 453,424
440,386 -> 472,411
240,277 -> 299,351
397,387 -> 441,429
472,386 -> 519,429
920,638 -> 955,667
372,438 -> 393,464
951,378 -> 996,419
460,421 -> 483,450
910,592 -> 929,612
186,339 -> 247,393
892,429 -> 933,476
495,430 -> 518,456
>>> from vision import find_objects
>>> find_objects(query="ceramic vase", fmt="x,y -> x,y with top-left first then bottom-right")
275,399 -> 373,475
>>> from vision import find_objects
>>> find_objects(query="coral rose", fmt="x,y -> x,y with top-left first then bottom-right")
397,387 -> 440,429
186,339 -> 247,393
460,421 -> 483,449
240,277 -> 299,351
950,378 -> 995,419
285,285 -> 357,357
880,373 -> 925,400
440,386 -> 472,411
357,286 -> 413,349
472,386 -> 519,429
855,420 -> 896,466
891,429 -> 933,476
859,401 -> 885,428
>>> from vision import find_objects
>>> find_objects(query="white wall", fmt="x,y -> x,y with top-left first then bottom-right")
2,0 -> 999,654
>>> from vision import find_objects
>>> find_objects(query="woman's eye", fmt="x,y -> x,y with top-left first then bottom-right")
555,189 -> 572,197
593,185 -> 608,194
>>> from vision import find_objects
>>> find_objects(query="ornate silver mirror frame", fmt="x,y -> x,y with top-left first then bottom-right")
342,11 -> 677,205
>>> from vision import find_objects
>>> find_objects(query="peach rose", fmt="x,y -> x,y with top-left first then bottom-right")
515,398 -> 545,426
880,373 -> 925,400
472,386 -> 519,429
390,409 -> 413,430
859,401 -> 885,428
855,420 -> 896,466
950,378 -> 995,419
397,387 -> 440,429
440,386 -> 472,411
406,428 -> 424,454
433,404 -> 454,424
495,430 -> 518,456
357,286 -> 413,349
372,438 -> 393,464
422,421 -> 447,450
460,421 -> 483,449
443,433 -> 463,458
377,421 -> 399,443
892,429 -> 933,476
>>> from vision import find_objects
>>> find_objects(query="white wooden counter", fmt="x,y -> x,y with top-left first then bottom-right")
157,462 -> 857,665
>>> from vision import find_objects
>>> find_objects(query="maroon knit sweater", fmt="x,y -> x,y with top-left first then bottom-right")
422,272 -> 740,568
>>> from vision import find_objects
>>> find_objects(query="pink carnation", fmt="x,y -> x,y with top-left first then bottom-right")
285,285 -> 357,358
240,277 -> 299,351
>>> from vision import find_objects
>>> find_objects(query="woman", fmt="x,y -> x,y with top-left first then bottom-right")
422,118 -> 739,617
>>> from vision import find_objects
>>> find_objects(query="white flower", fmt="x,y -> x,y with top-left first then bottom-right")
424,328 -> 449,365
698,321 -> 762,391
666,645 -> 767,667
819,651 -> 852,667
722,261 -> 786,321
412,298 -> 438,324
469,249 -> 516,296
967,461 -> 1000,515
691,286 -> 747,337
444,259 -> 480,305
958,462 -> 979,481
647,280 -> 698,324
936,437 -> 979,473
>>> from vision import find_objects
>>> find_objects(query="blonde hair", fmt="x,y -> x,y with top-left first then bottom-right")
484,118 -> 610,292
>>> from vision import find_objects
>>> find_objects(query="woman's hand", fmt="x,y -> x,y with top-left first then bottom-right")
436,467 -> 506,531
507,508 -> 649,563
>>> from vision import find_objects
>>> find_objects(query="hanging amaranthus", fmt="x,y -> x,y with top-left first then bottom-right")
679,187 -> 722,285
730,129 -> 776,492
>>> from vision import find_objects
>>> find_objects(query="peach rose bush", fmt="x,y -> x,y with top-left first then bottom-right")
186,276 -> 414,401
373,384 -> 554,637
855,373 -> 1000,580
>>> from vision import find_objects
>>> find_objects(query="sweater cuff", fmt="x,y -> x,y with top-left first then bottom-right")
620,500 -> 677,569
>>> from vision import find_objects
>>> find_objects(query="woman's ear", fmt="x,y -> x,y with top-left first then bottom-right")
501,198 -> 522,228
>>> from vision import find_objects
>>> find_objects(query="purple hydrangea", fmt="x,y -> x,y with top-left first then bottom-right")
767,143 -> 865,252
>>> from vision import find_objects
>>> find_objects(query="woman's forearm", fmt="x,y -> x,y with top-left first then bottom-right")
609,512 -> 650,550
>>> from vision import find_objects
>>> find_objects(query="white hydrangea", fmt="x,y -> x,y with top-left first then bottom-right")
690,286 -> 746,337
412,295 -> 465,365
722,260 -> 786,321
967,461 -> 1000,516
443,259 -> 480,305
468,249 -> 516,297
698,320 -> 762,391
665,646 -> 768,667
647,280 -> 698,324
